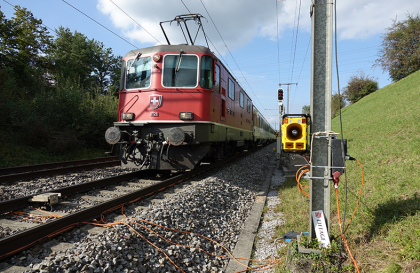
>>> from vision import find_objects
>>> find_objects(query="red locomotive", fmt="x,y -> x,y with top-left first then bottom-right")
105,14 -> 275,170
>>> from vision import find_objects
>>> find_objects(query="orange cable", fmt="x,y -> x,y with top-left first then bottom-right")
121,222 -> 185,273
128,218 -> 277,267
35,208 -> 63,218
343,159 -> 364,234
335,188 -> 360,273
295,166 -> 310,197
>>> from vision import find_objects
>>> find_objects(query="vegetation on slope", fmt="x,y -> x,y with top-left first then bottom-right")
276,70 -> 420,272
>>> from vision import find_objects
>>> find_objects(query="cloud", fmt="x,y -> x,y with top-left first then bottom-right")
97,0 -> 420,54
97,0 -> 291,55
336,0 -> 420,39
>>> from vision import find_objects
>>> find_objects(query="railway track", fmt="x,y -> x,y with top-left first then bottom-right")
0,146 -> 266,262
0,157 -> 120,184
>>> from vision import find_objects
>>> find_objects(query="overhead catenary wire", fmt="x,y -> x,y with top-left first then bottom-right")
180,0 -> 192,14
291,36 -> 311,107
289,0 -> 302,84
276,0 -> 281,83
177,0 -> 236,81
109,0 -> 162,45
198,0 -> 266,113
61,0 -> 139,48
2,0 -> 57,34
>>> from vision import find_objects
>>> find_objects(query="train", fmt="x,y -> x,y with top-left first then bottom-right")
104,16 -> 275,170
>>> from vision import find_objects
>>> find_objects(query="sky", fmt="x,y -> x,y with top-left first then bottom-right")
2,0 -> 420,131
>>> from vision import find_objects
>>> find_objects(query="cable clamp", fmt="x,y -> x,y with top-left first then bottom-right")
306,176 -> 333,180
311,165 -> 346,169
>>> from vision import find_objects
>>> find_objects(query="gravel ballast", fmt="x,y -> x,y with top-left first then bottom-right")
1,144 -> 278,272
0,167 -> 134,202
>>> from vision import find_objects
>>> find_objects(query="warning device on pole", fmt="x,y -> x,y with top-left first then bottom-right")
281,114 -> 310,153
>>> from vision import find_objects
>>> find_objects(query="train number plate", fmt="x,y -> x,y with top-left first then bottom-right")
151,112 -> 159,117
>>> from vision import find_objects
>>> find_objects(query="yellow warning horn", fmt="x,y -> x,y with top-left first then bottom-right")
281,114 -> 309,153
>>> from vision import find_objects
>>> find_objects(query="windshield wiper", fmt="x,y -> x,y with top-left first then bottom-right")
175,49 -> 184,73
127,52 -> 142,73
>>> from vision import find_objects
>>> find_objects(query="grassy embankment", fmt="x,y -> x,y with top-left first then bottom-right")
275,70 -> 420,272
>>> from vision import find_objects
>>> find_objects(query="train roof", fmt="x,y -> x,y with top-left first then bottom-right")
125,44 -> 213,58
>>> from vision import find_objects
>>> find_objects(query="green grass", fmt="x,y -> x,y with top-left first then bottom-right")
0,132 -> 108,168
275,70 -> 420,272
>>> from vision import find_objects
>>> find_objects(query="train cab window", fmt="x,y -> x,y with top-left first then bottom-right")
247,99 -> 251,113
200,55 -> 213,89
228,78 -> 235,100
214,64 -> 220,93
126,57 -> 151,89
163,55 -> 198,88
240,92 -> 244,108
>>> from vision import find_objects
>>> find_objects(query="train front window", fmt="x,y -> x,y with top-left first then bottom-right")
163,55 -> 198,88
200,55 -> 213,89
126,57 -> 152,89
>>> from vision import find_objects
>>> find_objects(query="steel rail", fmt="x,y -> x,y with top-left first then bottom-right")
0,165 -> 212,260
0,157 -> 119,175
0,157 -> 120,184
0,170 -> 150,215
0,144 -> 270,260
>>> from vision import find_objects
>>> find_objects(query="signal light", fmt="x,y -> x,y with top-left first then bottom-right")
281,114 -> 309,153
277,88 -> 284,101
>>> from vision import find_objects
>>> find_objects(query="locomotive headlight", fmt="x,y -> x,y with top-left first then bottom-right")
105,127 -> 121,145
179,112 -> 194,120
153,54 -> 161,62
121,112 -> 134,121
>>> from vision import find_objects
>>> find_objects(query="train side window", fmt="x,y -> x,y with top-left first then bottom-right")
240,92 -> 244,108
119,60 -> 125,91
228,78 -> 235,100
200,55 -> 213,89
247,99 -> 251,113
214,64 -> 220,93
126,57 -> 152,89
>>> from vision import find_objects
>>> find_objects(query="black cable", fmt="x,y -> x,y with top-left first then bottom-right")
333,0 -> 349,264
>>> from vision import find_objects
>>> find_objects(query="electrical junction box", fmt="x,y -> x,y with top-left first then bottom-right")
331,138 -> 347,175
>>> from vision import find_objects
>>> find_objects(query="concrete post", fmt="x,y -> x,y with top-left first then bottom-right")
309,0 -> 333,239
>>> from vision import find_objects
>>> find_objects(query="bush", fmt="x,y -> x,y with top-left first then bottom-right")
8,78 -> 118,153
331,93 -> 346,118
343,72 -> 378,104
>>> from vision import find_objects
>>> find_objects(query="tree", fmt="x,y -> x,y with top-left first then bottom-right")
91,42 -> 122,94
376,13 -> 420,81
331,92 -> 346,118
302,105 -> 310,115
49,27 -> 96,89
0,6 -> 52,96
49,27 -> 122,94
343,72 -> 378,104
